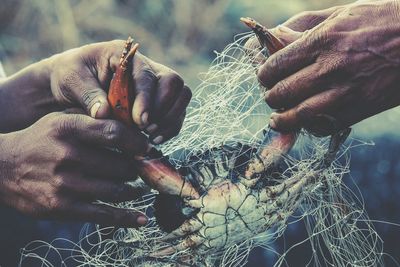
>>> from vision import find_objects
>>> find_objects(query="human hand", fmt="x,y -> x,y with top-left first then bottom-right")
0,111 -> 150,227
48,40 -> 191,143
257,0 -> 400,136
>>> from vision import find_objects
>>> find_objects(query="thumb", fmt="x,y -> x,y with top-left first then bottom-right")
84,87 -> 111,119
70,77 -> 111,119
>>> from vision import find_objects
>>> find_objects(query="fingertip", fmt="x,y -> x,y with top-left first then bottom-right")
89,99 -> 111,119
132,93 -> 151,128
269,119 -> 277,130
96,100 -> 112,119
256,64 -> 272,88
269,111 -> 300,132
152,135 -> 163,145
137,215 -> 148,226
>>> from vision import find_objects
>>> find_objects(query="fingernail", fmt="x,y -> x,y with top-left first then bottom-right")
269,118 -> 277,129
90,102 -> 101,118
269,113 -> 278,128
141,112 -> 149,126
137,215 -> 148,225
152,136 -> 163,145
146,124 -> 158,133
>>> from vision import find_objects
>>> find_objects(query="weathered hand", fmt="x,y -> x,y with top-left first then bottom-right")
49,40 -> 191,143
257,0 -> 400,136
0,111 -> 150,227
244,5 -> 341,53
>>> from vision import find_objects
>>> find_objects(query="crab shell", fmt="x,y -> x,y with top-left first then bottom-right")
154,131 -> 296,233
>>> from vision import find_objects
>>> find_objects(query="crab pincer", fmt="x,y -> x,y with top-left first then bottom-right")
241,17 -> 299,182
107,37 -> 199,199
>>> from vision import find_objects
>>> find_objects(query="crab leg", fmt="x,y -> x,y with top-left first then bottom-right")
152,129 -> 351,257
107,37 -> 199,199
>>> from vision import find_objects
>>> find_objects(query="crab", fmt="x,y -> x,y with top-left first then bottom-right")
150,127 -> 350,257
106,18 -> 351,262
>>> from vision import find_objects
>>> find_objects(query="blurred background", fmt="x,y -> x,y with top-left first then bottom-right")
1,0 -> 400,266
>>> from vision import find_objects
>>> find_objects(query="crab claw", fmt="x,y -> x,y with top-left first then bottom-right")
240,17 -> 285,55
108,37 -> 200,200
245,129 -> 297,180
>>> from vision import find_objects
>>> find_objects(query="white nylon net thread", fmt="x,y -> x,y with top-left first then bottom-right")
20,32 -> 386,266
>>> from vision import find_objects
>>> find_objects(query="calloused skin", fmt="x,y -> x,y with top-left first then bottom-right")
255,0 -> 400,136
0,40 -> 191,227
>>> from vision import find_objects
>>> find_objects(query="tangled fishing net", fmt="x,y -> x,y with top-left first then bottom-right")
20,32 -> 385,266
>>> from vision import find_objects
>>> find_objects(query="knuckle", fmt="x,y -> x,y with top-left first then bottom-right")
45,198 -> 63,213
136,66 -> 157,84
39,193 -> 64,216
103,121 -> 124,145
80,89 -> 100,109
296,103 -> 314,122
53,114 -> 83,138
163,72 -> 184,92
260,54 -> 284,88
56,146 -> 77,163
53,70 -> 79,105
268,80 -> 292,108
317,54 -> 348,80
269,54 -> 282,72
52,175 -> 67,191
308,27 -> 330,47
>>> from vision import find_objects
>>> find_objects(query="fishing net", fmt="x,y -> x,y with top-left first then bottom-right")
20,32 -> 385,267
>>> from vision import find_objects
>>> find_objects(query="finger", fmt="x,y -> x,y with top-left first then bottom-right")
269,87 -> 348,135
153,71 -> 185,119
147,85 -> 191,137
58,175 -> 143,202
68,202 -> 147,227
281,6 -> 341,32
150,112 -> 185,144
264,63 -> 325,109
257,34 -> 320,89
64,73 -> 111,119
64,114 -> 150,155
60,146 -> 137,180
132,58 -> 158,129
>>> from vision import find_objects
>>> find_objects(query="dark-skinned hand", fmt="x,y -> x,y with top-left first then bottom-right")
0,111 -> 151,227
0,40 -> 191,143
49,40 -> 191,143
253,0 -> 400,136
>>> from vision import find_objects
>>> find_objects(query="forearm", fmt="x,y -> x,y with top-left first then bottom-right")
0,59 -> 61,133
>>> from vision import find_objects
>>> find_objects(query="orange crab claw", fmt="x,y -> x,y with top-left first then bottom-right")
108,37 -> 199,199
